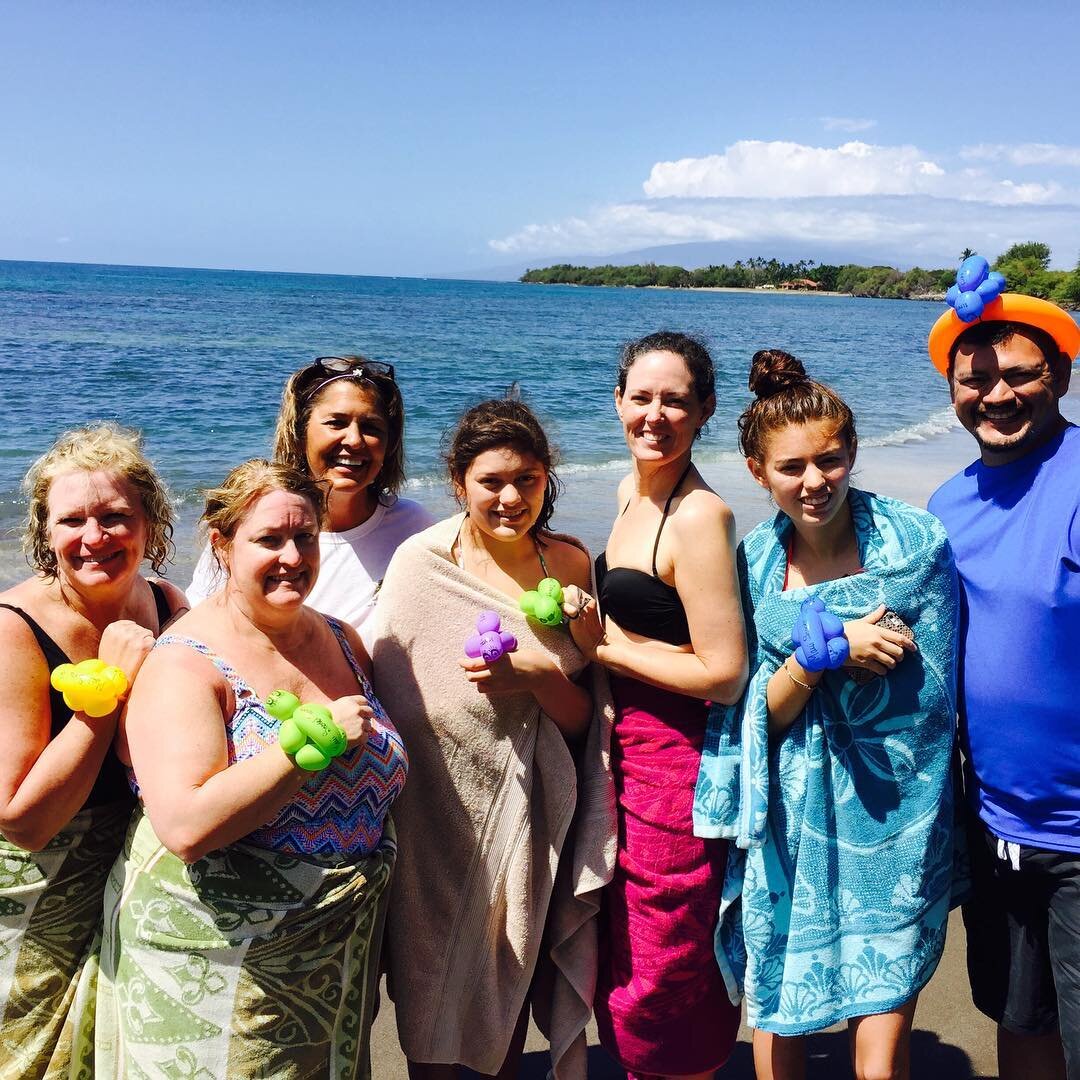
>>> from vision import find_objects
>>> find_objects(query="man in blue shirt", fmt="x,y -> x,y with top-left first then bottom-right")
928,268 -> 1080,1080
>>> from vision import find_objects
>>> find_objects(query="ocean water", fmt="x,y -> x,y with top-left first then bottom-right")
0,259 -> 979,581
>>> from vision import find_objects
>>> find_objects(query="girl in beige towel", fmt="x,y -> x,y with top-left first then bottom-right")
373,397 -> 616,1080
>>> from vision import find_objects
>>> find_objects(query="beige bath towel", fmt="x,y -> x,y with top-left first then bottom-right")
371,514 -> 616,1078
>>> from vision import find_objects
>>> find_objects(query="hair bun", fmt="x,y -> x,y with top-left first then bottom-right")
748,349 -> 809,398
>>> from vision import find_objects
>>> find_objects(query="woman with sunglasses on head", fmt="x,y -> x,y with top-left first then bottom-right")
0,424 -> 187,1078
188,355 -> 433,650
371,396 -> 615,1080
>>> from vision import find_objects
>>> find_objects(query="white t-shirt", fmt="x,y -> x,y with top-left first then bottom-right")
186,496 -> 434,653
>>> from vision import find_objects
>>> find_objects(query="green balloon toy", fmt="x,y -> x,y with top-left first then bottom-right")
520,577 -> 566,628
265,689 -> 347,771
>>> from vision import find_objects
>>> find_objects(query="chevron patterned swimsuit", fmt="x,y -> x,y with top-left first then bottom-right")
142,616 -> 407,856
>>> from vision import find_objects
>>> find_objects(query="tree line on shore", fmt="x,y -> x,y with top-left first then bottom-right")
520,242 -> 1080,307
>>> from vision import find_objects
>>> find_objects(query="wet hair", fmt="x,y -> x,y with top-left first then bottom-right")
23,422 -> 174,579
617,332 -> 716,437
272,354 -> 406,502
738,349 -> 858,462
949,320 -> 1067,377
202,459 -> 327,573
444,397 -> 562,538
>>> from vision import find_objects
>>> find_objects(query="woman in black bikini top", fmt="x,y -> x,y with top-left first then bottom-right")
594,458 -> 694,645
0,423 -> 186,1076
565,331 -> 748,1080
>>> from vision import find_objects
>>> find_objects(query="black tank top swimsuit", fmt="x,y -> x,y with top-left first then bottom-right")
0,581 -> 170,809
595,461 -> 693,646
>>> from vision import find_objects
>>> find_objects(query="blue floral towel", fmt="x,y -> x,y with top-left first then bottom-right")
693,490 -> 959,1034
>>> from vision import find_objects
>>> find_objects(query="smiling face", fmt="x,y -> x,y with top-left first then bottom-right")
214,489 -> 321,614
303,381 -> 390,498
47,470 -> 149,591
950,332 -> 1069,465
748,420 -> 855,530
457,446 -> 548,542
615,349 -> 715,463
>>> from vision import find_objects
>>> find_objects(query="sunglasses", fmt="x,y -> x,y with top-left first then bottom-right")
302,356 -> 396,402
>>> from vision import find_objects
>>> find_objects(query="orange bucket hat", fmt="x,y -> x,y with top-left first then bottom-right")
928,256 -> 1080,376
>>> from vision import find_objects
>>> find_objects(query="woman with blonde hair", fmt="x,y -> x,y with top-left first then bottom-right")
0,423 -> 186,1078
188,354 -> 432,647
97,458 -> 407,1078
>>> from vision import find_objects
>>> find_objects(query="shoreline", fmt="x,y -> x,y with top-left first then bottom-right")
530,282 -> 971,303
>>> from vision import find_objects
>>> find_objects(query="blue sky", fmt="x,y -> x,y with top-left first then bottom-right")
4,2 -> 1080,276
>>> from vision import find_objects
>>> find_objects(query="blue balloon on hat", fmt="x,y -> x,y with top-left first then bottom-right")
947,258 -> 1007,324
954,291 -> 985,321
957,255 -> 990,292
976,271 -> 1005,303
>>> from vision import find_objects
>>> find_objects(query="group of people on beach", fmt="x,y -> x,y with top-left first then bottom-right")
0,270 -> 1077,1080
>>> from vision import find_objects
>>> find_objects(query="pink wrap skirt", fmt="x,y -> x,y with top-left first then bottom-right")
594,675 -> 740,1077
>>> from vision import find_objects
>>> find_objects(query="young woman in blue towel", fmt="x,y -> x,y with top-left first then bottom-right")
693,349 -> 960,1080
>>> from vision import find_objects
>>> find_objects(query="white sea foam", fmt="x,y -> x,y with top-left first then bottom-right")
862,408 -> 960,448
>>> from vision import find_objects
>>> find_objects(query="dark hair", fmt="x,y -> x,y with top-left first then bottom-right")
948,321 -> 1066,377
738,349 -> 858,462
272,354 -> 406,503
445,397 -> 562,538
617,331 -> 716,433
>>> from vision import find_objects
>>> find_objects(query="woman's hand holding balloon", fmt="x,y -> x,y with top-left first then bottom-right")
98,620 -> 156,689
460,647 -> 557,695
842,605 -> 916,676
327,695 -> 377,752
563,586 -> 606,660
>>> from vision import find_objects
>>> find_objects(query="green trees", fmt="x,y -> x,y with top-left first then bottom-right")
1053,255 -> 1080,307
520,243 -> 1079,308
992,241 -> 1058,299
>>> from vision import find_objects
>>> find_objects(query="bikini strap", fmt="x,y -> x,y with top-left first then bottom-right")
323,616 -> 363,679
324,615 -> 383,704
0,603 -> 70,667
535,540 -> 550,579
149,580 -> 172,631
651,459 -> 695,577
154,634 -> 256,700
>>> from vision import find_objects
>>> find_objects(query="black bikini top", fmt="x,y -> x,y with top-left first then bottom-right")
0,581 -> 170,809
595,462 -> 692,646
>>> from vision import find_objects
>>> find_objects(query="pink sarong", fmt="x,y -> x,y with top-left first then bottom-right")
595,675 -> 739,1078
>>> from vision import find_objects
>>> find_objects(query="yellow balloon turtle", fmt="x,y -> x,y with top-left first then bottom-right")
50,659 -> 128,718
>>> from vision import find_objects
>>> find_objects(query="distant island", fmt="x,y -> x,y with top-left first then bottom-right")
521,242 -> 1080,308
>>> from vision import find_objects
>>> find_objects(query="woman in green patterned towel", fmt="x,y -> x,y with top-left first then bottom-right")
95,459 -> 408,1080
0,423 -> 187,1079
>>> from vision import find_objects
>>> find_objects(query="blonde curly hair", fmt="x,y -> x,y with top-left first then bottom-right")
22,423 -> 175,579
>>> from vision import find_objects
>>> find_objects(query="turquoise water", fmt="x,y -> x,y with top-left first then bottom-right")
0,259 -> 957,493
0,259 -> 975,578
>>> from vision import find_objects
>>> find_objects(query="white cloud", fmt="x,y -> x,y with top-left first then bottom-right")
489,195 -> 1080,268
962,143 -> 1080,167
491,138 -> 1080,266
640,140 -> 1058,204
821,116 -> 877,133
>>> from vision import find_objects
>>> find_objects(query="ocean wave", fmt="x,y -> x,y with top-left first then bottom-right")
862,409 -> 960,448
